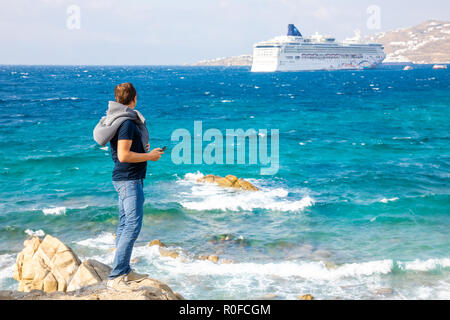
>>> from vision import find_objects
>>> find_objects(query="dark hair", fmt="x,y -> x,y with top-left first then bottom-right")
114,82 -> 137,105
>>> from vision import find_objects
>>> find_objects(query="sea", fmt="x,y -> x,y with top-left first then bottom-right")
0,65 -> 449,299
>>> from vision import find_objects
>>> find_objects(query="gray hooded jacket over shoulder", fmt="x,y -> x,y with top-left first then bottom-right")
93,101 -> 149,149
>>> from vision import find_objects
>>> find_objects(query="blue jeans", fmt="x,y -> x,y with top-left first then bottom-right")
109,179 -> 144,280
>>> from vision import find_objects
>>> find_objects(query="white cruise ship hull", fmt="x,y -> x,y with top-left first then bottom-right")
251,46 -> 385,72
251,26 -> 386,72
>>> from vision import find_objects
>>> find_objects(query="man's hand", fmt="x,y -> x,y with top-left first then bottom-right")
148,148 -> 164,161
118,140 -> 163,163
145,143 -> 150,152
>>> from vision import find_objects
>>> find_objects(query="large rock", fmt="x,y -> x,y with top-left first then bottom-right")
13,235 -> 81,293
197,174 -> 258,191
9,234 -> 183,300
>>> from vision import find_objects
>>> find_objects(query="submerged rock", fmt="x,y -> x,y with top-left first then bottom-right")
374,288 -> 393,295
197,174 -> 258,191
298,294 -> 314,300
159,247 -> 179,259
148,239 -> 167,248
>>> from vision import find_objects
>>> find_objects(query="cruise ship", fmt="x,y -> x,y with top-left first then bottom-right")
251,24 -> 386,72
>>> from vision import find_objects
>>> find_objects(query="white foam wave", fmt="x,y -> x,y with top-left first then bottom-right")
178,172 -> 314,212
398,258 -> 450,271
156,259 -> 394,281
76,232 -> 115,250
42,207 -> 66,215
25,229 -> 45,237
379,197 -> 399,203
0,254 -> 17,290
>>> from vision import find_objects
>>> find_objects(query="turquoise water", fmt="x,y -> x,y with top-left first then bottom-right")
0,65 -> 449,299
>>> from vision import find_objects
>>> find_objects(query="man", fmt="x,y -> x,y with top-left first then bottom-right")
93,83 -> 164,290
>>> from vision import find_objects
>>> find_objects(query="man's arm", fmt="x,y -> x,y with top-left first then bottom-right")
117,139 -> 163,163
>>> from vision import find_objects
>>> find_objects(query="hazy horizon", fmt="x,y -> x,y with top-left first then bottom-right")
1,0 -> 449,65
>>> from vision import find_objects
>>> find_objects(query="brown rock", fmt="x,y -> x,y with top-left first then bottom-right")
2,277 -> 183,300
238,179 -> 259,191
207,255 -> 219,263
197,174 -> 258,191
43,273 -> 58,293
13,235 -> 81,293
225,175 -> 238,184
197,174 -> 216,183
159,248 -> 179,259
148,239 -> 167,248
298,294 -> 314,300
67,260 -> 111,292
215,177 -> 233,188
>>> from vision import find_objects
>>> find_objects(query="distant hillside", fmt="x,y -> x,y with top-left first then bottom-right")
192,20 -> 450,66
365,20 -> 450,63
191,55 -> 252,66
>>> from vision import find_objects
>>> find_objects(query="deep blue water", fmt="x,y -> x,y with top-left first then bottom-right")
0,65 -> 449,299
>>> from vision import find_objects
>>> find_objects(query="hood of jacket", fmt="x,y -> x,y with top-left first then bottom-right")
93,101 -> 149,148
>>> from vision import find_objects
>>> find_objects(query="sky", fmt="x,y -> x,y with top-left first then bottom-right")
1,0 -> 449,65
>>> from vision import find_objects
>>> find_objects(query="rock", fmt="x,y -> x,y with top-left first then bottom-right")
374,288 -> 393,295
148,239 -> 167,248
1,278 -> 183,300
43,273 -> 58,293
197,174 -> 216,183
9,234 -> 183,300
261,293 -> 277,300
13,235 -> 81,293
238,179 -> 258,191
215,177 -> 234,188
67,260 -> 111,292
159,248 -> 179,259
197,174 -> 258,191
197,254 -> 220,263
207,255 -> 219,263
221,259 -> 233,264
225,175 -> 238,184
298,294 -> 314,300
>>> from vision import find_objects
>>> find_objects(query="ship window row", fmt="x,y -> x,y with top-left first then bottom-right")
284,49 -> 378,53
284,53 -> 370,59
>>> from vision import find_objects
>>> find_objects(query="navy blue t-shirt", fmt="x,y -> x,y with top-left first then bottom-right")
110,120 -> 147,181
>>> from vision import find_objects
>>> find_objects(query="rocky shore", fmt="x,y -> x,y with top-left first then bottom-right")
0,235 -> 183,300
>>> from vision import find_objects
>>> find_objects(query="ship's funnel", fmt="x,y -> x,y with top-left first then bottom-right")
287,24 -> 302,37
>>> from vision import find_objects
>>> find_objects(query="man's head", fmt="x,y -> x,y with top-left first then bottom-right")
115,82 -> 137,108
